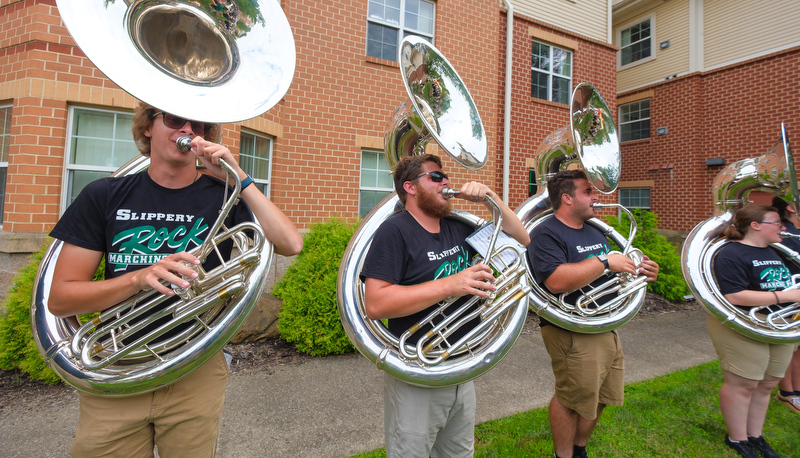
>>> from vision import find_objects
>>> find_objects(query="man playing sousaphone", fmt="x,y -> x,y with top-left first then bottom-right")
361,154 -> 529,458
527,170 -> 659,458
48,103 -> 302,456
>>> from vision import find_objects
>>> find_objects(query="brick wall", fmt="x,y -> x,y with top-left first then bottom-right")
619,47 -> 800,232
0,1 -> 616,236
500,12 -> 619,211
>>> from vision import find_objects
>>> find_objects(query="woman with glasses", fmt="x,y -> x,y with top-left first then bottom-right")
711,204 -> 797,458
48,102 -> 303,457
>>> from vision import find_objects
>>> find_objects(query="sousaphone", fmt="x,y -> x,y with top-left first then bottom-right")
31,0 -> 295,395
682,124 -> 800,343
337,36 -> 530,387
515,83 -> 649,333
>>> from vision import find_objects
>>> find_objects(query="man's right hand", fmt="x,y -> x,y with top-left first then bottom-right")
130,252 -> 201,295
446,263 -> 496,298
607,253 -> 637,276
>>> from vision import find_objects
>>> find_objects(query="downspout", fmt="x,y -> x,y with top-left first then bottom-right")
502,0 -> 514,203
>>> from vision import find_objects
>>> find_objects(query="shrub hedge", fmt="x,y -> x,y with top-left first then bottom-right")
604,209 -> 691,302
0,241 -> 61,383
274,218 -> 359,356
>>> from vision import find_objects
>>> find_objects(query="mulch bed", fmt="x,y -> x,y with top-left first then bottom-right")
0,292 -> 694,409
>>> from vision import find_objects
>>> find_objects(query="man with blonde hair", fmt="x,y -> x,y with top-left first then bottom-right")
49,102 -> 303,456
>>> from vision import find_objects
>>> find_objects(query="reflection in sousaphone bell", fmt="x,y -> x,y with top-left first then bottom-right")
384,36 -> 487,171
56,0 -> 295,123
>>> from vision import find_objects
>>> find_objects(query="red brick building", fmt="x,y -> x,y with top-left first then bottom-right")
0,0 -> 619,291
613,0 -> 800,232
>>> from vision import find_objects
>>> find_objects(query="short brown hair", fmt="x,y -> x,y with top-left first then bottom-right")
547,169 -> 589,211
131,102 -> 221,156
393,154 -> 442,206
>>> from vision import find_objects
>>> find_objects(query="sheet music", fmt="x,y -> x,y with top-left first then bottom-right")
466,223 -> 524,270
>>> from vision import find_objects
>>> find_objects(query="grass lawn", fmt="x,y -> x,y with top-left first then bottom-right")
350,361 -> 800,457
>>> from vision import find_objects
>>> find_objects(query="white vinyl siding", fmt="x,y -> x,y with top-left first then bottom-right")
514,0 -> 608,43
704,0 -> 800,69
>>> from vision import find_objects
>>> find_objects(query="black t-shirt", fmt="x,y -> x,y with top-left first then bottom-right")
526,216 -> 613,327
51,171 -> 253,279
50,170 -> 254,345
360,211 -> 478,345
713,242 -> 792,297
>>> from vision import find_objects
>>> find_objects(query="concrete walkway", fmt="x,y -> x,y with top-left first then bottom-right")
0,305 -> 715,457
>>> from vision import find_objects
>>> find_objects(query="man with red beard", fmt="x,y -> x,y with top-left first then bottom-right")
527,170 -> 659,458
360,154 -> 529,458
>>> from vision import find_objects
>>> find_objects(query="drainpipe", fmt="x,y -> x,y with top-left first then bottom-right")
502,0 -> 514,203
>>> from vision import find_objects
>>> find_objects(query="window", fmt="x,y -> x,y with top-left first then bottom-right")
367,0 -> 435,61
64,107 -> 139,209
531,41 -> 572,104
0,105 -> 10,224
360,150 -> 393,217
239,130 -> 273,197
620,188 -> 651,210
619,99 -> 651,142
619,17 -> 653,67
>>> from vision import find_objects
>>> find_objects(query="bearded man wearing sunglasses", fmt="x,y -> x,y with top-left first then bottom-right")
48,102 -> 303,457
360,154 -> 530,458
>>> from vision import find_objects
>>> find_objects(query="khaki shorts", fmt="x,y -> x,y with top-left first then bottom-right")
70,350 -> 229,458
706,315 -> 796,380
384,373 -> 476,458
541,325 -> 624,420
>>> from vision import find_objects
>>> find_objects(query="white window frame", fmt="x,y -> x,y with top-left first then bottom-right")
0,104 -> 11,225
619,99 -> 651,142
617,14 -> 656,69
359,150 -> 393,218
531,40 -> 573,104
239,129 -> 273,198
619,187 -> 651,210
366,0 -> 435,61
62,106 -> 138,212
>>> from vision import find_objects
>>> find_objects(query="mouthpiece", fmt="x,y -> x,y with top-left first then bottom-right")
442,187 -> 460,199
780,231 -> 800,239
176,136 -> 193,153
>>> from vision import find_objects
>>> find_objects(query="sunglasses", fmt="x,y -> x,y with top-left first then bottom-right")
153,112 -> 209,135
410,170 -> 448,183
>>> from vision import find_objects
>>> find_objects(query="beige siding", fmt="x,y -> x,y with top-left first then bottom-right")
514,0 -> 609,43
704,0 -> 800,69
615,0 -> 690,92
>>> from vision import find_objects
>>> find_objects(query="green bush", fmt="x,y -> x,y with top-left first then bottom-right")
0,240 -> 61,383
604,209 -> 691,302
274,218 -> 358,356
0,239 -> 106,384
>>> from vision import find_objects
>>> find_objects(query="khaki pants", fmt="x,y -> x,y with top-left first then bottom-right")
541,325 -> 625,420
384,373 -> 476,458
70,351 -> 228,458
